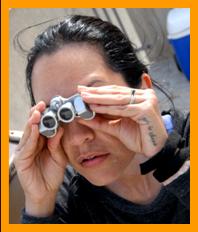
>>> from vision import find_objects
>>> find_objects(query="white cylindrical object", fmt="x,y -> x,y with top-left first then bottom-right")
167,8 -> 190,39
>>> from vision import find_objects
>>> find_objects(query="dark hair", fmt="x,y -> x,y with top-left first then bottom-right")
25,15 -> 148,106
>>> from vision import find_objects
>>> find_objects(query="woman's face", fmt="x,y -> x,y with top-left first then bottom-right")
32,44 -> 136,186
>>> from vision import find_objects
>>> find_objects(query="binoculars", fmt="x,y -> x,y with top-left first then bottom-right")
39,93 -> 95,138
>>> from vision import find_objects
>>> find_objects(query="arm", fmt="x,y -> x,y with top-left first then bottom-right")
21,166 -> 76,224
13,102 -> 68,223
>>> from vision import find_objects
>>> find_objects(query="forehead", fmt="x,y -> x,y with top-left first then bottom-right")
31,44 -> 126,105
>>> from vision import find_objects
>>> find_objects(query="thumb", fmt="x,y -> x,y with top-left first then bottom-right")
78,116 -> 122,138
47,127 -> 68,168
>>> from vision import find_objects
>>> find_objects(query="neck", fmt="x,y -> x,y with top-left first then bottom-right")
106,154 -> 162,205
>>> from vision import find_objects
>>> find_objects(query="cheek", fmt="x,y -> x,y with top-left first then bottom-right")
60,128 -> 135,184
81,154 -> 134,187
81,147 -> 135,186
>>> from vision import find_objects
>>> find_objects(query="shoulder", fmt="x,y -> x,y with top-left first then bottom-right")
163,166 -> 190,210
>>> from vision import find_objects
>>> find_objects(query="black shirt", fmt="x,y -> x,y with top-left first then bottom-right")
21,168 -> 189,224
21,110 -> 190,224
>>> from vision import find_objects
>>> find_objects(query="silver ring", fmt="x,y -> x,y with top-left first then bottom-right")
129,89 -> 136,104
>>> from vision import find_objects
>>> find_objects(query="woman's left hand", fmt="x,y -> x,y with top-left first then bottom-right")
78,85 -> 168,158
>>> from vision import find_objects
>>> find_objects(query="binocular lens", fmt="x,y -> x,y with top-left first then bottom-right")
42,116 -> 56,128
59,108 -> 73,121
39,94 -> 95,137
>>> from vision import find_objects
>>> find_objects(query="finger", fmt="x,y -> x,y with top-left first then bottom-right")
15,124 -> 40,161
36,135 -> 46,154
89,104 -> 140,118
81,92 -> 130,105
47,127 -> 68,168
78,116 -> 121,138
89,99 -> 158,119
17,110 -> 42,150
29,109 -> 43,125
18,103 -> 46,150
78,85 -> 144,95
29,101 -> 46,117
81,91 -> 146,105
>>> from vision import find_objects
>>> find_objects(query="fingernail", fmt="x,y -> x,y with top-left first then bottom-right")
78,85 -> 88,90
81,92 -> 90,97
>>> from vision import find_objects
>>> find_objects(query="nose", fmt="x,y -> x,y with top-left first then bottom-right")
62,120 -> 95,146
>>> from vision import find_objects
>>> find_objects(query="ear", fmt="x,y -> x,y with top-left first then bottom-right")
140,73 -> 153,89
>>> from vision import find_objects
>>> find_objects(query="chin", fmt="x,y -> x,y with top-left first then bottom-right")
83,172 -> 119,187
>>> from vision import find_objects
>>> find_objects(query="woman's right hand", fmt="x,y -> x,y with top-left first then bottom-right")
13,101 -> 68,217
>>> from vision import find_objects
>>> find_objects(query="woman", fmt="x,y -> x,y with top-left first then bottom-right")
13,15 -> 190,223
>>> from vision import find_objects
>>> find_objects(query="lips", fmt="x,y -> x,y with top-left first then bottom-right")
78,152 -> 110,167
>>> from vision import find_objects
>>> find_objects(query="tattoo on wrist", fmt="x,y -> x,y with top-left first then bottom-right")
138,117 -> 149,125
148,125 -> 157,146
139,117 -> 157,146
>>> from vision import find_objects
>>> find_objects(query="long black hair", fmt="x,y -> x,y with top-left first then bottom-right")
24,15 -> 148,106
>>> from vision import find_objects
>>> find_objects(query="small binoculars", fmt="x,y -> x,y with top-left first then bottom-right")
39,93 -> 95,138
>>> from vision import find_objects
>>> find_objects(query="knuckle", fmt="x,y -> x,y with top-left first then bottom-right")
117,106 -> 126,116
143,102 -> 153,113
116,94 -> 125,102
144,89 -> 158,105
152,95 -> 158,105
149,94 -> 158,106
117,105 -> 127,110
147,88 -> 155,95
121,105 -> 131,116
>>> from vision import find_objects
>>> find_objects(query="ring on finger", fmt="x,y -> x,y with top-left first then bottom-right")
129,89 -> 136,104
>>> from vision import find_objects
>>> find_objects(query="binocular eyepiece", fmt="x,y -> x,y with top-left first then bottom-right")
39,93 -> 95,138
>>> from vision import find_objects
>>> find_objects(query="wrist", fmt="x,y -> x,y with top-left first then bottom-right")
140,130 -> 188,182
25,193 -> 57,217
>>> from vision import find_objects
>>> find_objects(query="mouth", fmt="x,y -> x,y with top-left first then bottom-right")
78,153 -> 110,168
